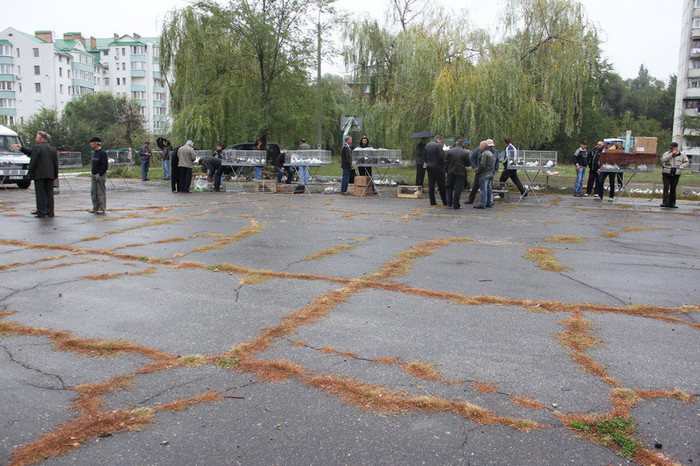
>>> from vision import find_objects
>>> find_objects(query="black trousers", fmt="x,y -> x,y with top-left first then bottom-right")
499,169 -> 525,194
585,167 -> 599,195
178,167 -> 193,192
427,167 -> 447,205
415,165 -> 425,186
446,174 -> 466,208
597,172 -> 622,198
662,173 -> 680,207
468,172 -> 481,202
171,153 -> 180,192
34,178 -> 54,215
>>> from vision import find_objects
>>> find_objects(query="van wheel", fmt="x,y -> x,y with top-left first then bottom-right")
16,181 -> 31,189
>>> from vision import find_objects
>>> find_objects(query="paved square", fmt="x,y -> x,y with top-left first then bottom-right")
1,178 -> 698,465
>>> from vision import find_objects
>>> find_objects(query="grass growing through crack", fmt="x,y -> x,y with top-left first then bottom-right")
545,235 -> 586,243
566,415 -> 642,459
305,244 -> 355,261
524,247 -> 571,272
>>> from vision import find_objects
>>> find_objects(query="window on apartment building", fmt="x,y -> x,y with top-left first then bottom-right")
0,82 -> 13,91
16,48 -> 20,58
33,47 -> 39,57
67,70 -> 71,78
103,49 -> 109,56
0,98 -> 16,108
121,47 -> 126,55
0,64 -> 12,74
131,61 -> 145,71
132,91 -> 146,99
35,83 -> 41,93
690,80 -> 700,88
0,44 -> 11,56
696,0 -> 700,8
34,65 -> 40,75
694,17 -> 700,28
59,67 -> 62,77
684,99 -> 700,109
104,77 -> 109,85
693,60 -> 700,69
60,84 -> 63,94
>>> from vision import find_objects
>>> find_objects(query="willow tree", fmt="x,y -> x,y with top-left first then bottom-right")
161,0 -> 327,148
343,10 -> 487,152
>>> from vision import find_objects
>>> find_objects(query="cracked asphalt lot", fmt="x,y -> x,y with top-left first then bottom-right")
0,178 -> 698,465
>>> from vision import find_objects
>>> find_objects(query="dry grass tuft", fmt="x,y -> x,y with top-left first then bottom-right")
155,392 -> 222,412
191,220 -> 264,253
401,361 -> 444,382
634,388 -> 694,402
524,247 -> 571,272
83,273 -> 122,280
238,358 -> 307,382
622,227 -> 665,232
601,231 -> 620,238
545,235 -> 586,243
472,381 -> 498,394
305,244 -> 355,261
510,395 -> 546,410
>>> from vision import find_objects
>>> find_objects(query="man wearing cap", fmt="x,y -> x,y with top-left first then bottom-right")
138,141 -> 152,181
177,140 -> 197,193
660,142 -> 689,208
89,137 -> 108,214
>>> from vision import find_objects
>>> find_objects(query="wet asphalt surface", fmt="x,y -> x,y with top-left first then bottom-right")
0,176 -> 698,465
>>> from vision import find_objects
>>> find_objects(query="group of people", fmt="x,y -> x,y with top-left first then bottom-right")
413,135 -> 528,209
572,139 -> 690,208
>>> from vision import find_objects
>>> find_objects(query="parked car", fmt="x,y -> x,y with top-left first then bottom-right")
0,125 -> 31,189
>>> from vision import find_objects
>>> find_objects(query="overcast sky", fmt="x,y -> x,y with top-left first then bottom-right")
2,0 -> 682,82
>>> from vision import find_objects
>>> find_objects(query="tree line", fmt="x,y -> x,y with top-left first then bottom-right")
12,0 -> 676,162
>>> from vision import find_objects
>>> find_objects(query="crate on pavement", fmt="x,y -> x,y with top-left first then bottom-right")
397,185 -> 422,198
254,179 -> 277,193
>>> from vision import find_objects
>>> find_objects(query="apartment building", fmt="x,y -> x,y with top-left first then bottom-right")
673,0 -> 700,158
0,28 -> 169,133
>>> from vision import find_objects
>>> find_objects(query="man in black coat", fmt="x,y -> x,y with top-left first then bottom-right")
27,131 -> 59,218
413,137 -> 428,186
444,139 -> 470,209
89,137 -> 108,214
170,145 -> 181,193
424,134 -> 447,206
340,136 -> 353,194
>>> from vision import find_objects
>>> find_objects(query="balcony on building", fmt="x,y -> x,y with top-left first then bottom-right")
131,70 -> 146,78
684,87 -> 700,99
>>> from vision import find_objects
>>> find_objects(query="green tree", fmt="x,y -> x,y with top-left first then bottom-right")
62,93 -> 147,157
13,108 -> 69,151
161,0 -> 330,149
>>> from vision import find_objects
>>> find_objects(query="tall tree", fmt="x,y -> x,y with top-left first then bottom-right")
14,108 -> 69,151
161,0 -> 330,149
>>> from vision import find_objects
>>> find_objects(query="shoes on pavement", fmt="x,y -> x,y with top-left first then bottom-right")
96,210 -> 105,214
473,205 -> 485,209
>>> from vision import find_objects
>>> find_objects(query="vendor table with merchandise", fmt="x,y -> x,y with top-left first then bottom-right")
283,149 -> 332,195
221,149 -> 267,192
352,148 -> 402,197
506,150 -> 559,205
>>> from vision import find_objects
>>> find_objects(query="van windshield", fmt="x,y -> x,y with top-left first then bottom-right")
0,135 -> 22,153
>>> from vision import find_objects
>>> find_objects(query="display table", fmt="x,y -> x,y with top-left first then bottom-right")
507,150 -> 558,205
222,149 -> 267,192
600,165 -> 655,208
352,148 -> 402,197
284,149 -> 332,194
105,149 -> 134,190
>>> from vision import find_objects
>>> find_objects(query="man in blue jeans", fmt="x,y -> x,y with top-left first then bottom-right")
474,140 -> 495,209
138,141 -> 151,181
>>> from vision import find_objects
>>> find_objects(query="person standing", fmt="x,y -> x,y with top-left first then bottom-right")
162,139 -> 172,181
413,137 -> 428,187
198,156 -> 224,191
253,139 -> 263,180
424,134 -> 447,206
27,131 -> 59,218
465,142 -> 482,204
138,141 -> 152,181
474,140 -> 495,209
340,136 -> 353,194
573,140 -> 588,197
356,136 -> 373,177
297,138 -> 311,186
444,139 -> 470,209
177,140 -> 197,193
499,138 -> 527,198
88,137 -> 108,214
170,145 -> 181,193
660,142 -> 690,208
586,140 -> 603,197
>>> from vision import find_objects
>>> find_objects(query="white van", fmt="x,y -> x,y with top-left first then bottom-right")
0,125 -> 31,189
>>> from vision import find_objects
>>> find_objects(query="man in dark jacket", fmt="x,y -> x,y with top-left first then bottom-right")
474,140 -> 495,209
27,131 -> 59,218
444,139 -> 470,209
198,156 -> 224,191
413,137 -> 428,186
340,136 -> 353,194
89,137 -> 108,214
170,145 -> 181,193
586,140 -> 603,197
424,134 -> 447,206
465,144 -> 482,204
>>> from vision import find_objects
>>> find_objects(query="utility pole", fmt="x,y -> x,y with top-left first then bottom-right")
317,7 -> 322,149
